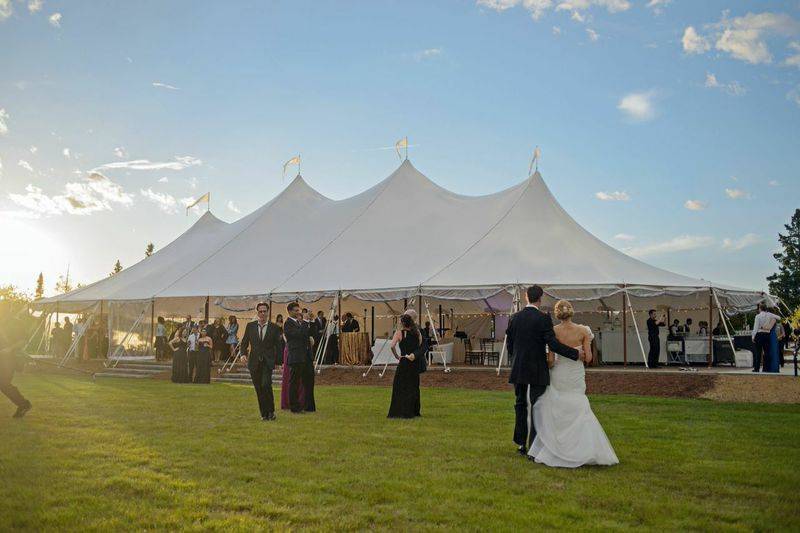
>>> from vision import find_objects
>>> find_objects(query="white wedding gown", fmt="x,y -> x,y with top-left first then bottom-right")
528,335 -> 619,468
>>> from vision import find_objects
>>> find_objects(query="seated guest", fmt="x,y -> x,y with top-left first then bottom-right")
684,318 -> 693,335
341,312 -> 360,333
668,319 -> 680,339
712,321 -> 722,336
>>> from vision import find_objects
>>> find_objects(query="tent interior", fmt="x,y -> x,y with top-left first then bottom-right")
30,160 -> 774,368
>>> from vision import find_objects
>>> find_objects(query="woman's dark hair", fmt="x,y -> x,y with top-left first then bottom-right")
276,313 -> 283,320
400,313 -> 420,341
229,315 -> 237,325
157,316 -> 165,324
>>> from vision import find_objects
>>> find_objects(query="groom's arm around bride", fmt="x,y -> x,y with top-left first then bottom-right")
507,285 -> 580,453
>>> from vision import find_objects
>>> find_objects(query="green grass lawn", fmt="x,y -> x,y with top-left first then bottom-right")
1,375 -> 798,531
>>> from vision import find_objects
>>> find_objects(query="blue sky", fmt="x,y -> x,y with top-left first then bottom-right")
1,0 -> 798,295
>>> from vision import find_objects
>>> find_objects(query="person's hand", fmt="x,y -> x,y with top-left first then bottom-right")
239,355 -> 248,364
407,354 -> 415,362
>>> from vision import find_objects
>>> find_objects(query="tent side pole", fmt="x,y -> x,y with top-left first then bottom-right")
370,306 -> 375,345
337,291 -> 343,365
708,289 -> 714,368
713,290 -> 738,367
149,298 -> 155,356
204,296 -> 210,324
622,288 -> 627,367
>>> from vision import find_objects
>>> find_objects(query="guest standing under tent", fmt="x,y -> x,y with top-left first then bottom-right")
186,325 -> 200,382
388,313 -> 422,419
154,316 -> 167,361
169,326 -> 189,383
211,318 -> 227,364
195,327 -> 213,384
275,314 -> 285,367
225,315 -> 239,361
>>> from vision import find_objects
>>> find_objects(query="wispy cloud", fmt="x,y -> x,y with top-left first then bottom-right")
8,173 -> 133,217
552,26 -> 562,36
684,199 -> 707,211
722,233 -> 760,251
769,180 -> 780,186
617,90 -> 657,122
48,12 -> 61,27
414,48 -> 443,61
788,85 -> 800,107
476,0 -> 630,22
0,0 -> 12,21
18,160 -> 34,172
704,72 -> 746,96
646,0 -> 670,15
157,176 -> 169,183
140,188 -> 178,213
113,146 -> 128,159
625,235 -> 713,257
595,190 -> 630,201
93,155 -> 202,172
29,145 -> 37,154
62,147 -> 71,159
586,28 -> 599,42
614,233 -> 635,241
226,200 -> 241,214
725,188 -> 750,199
27,0 -> 43,14
682,12 -> 800,65
681,26 -> 710,54
0,108 -> 9,135
152,82 -> 180,91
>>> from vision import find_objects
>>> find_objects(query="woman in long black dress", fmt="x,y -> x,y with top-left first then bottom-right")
169,327 -> 188,383
194,327 -> 213,384
388,313 -> 421,419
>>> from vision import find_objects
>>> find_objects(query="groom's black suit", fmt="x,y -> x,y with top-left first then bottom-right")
507,305 -> 579,449
240,320 -> 280,418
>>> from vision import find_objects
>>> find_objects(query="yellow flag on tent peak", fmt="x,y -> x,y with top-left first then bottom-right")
185,192 -> 210,215
283,155 -> 301,179
395,137 -> 408,161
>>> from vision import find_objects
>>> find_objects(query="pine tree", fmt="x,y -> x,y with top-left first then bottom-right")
35,272 -> 44,299
767,208 -> 800,311
145,242 -> 155,257
110,260 -> 123,277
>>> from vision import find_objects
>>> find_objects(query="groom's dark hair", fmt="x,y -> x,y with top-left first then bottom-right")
526,285 -> 544,303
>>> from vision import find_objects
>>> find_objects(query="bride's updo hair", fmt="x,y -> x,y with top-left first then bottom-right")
554,299 -> 574,320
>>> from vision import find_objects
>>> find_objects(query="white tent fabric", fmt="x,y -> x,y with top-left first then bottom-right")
36,160 -> 769,311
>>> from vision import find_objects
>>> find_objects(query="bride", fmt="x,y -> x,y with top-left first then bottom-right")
528,299 -> 618,468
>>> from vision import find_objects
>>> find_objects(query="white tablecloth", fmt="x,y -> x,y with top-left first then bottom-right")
371,339 -> 454,365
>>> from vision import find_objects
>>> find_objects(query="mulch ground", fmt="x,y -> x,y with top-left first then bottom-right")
24,359 -> 800,403
317,366 -> 800,403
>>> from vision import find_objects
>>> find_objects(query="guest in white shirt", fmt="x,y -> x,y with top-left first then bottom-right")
751,303 -> 780,373
187,325 -> 200,382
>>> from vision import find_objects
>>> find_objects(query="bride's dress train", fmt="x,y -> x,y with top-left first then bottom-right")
528,345 -> 618,468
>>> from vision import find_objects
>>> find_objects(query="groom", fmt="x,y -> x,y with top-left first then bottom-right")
239,302 -> 281,421
507,285 -> 580,455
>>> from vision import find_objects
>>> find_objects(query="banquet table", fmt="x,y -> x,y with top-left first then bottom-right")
340,332 -> 371,365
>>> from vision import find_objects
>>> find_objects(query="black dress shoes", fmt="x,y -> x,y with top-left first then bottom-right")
262,413 -> 276,421
517,445 -> 527,456
13,401 -> 32,419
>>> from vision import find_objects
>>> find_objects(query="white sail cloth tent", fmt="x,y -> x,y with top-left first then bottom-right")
33,160 -> 772,364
